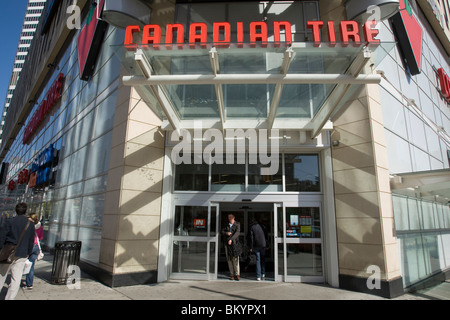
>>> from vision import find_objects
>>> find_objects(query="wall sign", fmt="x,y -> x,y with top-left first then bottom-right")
18,169 -> 29,185
124,20 -> 380,50
29,144 -> 58,188
390,0 -> 423,75
77,0 -> 108,81
23,73 -> 65,144
438,67 -> 450,102
8,180 -> 15,191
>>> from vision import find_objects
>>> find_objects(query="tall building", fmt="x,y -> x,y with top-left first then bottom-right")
0,0 -> 449,299
0,0 -> 47,146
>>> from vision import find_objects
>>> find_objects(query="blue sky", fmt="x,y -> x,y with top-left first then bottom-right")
0,0 -> 29,117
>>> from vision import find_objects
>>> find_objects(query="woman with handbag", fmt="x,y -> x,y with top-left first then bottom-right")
24,213 -> 44,290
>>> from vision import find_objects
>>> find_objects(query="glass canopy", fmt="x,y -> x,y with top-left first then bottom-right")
117,42 -> 394,135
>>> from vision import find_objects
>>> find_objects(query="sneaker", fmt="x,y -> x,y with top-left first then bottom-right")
25,286 -> 33,290
262,274 -> 265,278
235,275 -> 240,281
256,278 -> 261,281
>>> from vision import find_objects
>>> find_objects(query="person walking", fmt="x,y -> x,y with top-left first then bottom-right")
24,213 -> 43,290
0,203 -> 36,300
221,213 -> 241,280
248,216 -> 269,281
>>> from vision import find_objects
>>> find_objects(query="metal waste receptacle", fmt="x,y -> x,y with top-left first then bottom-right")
51,241 -> 82,285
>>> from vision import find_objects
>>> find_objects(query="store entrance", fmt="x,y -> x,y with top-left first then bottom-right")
218,202 -> 275,280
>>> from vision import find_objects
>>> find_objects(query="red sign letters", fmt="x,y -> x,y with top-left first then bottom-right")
124,20 -> 379,50
23,73 -> 64,144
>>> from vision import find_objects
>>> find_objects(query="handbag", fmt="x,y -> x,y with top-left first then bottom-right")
36,236 -> 44,261
0,220 -> 31,264
23,259 -> 33,275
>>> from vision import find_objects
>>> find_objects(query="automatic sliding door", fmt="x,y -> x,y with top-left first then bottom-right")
171,204 -> 218,279
277,205 -> 324,282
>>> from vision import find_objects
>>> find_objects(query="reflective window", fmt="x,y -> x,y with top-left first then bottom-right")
174,155 -> 209,191
285,243 -> 322,276
211,154 -> 246,191
174,206 -> 209,237
248,155 -> 282,192
284,154 -> 320,192
280,207 -> 321,238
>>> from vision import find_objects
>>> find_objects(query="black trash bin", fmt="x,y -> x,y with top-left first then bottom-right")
51,241 -> 82,285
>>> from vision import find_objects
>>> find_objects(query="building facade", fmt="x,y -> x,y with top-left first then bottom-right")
0,0 -> 47,146
0,0 -> 449,298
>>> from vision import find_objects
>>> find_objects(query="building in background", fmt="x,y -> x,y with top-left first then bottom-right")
0,0 -> 47,147
0,0 -> 448,298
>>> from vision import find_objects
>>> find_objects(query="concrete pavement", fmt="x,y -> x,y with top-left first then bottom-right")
2,254 -> 449,301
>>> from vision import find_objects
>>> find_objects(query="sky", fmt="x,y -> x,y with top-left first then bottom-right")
0,0 -> 30,118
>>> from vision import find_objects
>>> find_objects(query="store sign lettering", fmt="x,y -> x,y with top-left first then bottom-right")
18,169 -> 29,185
124,20 -> 380,50
23,73 -> 64,144
438,67 -> 450,103
7,180 -> 15,191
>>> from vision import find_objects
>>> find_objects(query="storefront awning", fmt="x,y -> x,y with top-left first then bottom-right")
117,42 -> 394,136
390,169 -> 450,203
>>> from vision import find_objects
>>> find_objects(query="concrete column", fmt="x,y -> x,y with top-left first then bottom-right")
330,80 -> 403,298
98,70 -> 165,287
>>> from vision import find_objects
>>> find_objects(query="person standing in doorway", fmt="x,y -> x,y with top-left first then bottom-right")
222,213 -> 241,280
0,203 -> 35,300
248,216 -> 268,281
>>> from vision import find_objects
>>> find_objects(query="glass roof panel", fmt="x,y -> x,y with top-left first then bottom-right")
224,84 -> 275,118
164,84 -> 219,119
114,42 -> 396,129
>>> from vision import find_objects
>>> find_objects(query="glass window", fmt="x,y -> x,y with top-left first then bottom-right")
398,234 -> 427,286
248,155 -> 282,192
285,154 -> 320,192
78,227 -> 101,264
211,154 -> 245,191
80,194 -> 104,227
407,198 -> 421,230
62,197 -> 81,225
172,242 -> 208,274
283,207 -> 321,238
92,91 -> 117,139
420,201 -> 436,230
393,195 -> 409,231
285,243 -> 322,276
84,132 -> 112,179
174,155 -> 209,191
174,206 -> 209,237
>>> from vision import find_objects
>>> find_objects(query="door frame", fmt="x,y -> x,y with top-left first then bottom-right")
170,202 -> 219,280
275,202 -> 324,283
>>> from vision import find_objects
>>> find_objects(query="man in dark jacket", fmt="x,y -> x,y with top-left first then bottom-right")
248,216 -> 268,281
221,213 -> 241,280
0,203 -> 36,300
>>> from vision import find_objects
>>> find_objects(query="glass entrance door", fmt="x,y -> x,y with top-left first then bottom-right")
171,204 -> 218,280
218,202 -> 275,280
276,204 -> 324,282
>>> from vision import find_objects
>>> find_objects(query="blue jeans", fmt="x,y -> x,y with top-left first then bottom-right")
25,244 -> 40,287
254,247 -> 266,279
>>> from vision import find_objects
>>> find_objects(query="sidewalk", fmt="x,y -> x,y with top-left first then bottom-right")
3,254 -> 449,300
